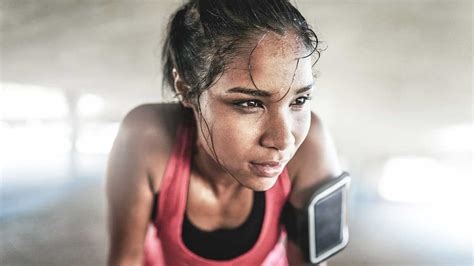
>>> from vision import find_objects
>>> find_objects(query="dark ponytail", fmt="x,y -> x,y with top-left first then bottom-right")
162,0 -> 321,101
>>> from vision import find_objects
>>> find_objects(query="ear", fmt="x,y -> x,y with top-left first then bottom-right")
173,68 -> 193,108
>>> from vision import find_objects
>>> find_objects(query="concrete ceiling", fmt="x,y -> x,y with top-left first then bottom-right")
1,0 -> 180,113
1,0 -> 472,166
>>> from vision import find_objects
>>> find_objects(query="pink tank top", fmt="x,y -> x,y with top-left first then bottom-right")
143,118 -> 291,266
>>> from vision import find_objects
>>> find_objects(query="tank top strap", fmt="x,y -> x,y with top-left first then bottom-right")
156,117 -> 195,225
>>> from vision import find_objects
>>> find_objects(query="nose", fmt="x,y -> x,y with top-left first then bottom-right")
259,112 -> 295,151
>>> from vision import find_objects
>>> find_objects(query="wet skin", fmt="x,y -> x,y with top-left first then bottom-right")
183,32 -> 315,193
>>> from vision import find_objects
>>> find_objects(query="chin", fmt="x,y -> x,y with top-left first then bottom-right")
245,176 -> 279,192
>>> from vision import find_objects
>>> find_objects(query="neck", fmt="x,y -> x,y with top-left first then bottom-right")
191,142 -> 246,197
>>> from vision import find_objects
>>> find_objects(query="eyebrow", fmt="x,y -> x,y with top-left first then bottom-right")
225,83 -> 314,97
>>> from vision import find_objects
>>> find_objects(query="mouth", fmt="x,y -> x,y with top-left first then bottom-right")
249,160 -> 287,178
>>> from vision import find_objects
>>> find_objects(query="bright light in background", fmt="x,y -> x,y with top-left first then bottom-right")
378,155 -> 473,230
77,122 -> 120,155
0,83 -> 71,162
381,122 -> 473,205
425,123 -> 473,153
77,94 -> 104,117
0,121 -> 71,159
0,121 -> 9,171
0,83 -> 72,182
0,84 -> 119,181
379,156 -> 472,203
379,156 -> 447,203
0,82 -> 68,120
0,120 -> 72,182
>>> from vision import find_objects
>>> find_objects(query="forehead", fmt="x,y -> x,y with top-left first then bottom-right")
211,32 -> 314,95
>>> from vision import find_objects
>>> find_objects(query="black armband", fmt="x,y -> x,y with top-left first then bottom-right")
281,172 -> 351,264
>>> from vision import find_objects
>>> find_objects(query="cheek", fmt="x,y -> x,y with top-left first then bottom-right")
213,117 -> 261,150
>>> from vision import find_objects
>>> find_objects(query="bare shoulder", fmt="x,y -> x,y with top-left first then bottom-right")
120,102 -> 183,143
286,111 -> 343,207
113,102 -> 186,190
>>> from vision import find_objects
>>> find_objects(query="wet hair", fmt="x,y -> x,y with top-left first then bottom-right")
162,0 -> 321,101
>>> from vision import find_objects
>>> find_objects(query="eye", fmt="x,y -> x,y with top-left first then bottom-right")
233,99 -> 264,109
291,95 -> 312,107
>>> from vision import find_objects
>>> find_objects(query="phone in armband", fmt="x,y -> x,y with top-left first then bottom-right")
284,172 -> 351,264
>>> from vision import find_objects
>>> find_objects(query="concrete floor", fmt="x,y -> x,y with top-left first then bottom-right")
1,176 -> 472,266
1,177 -> 107,265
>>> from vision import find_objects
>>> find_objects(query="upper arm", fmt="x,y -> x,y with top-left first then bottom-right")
285,112 -> 342,265
106,105 -> 162,265
287,111 -> 343,208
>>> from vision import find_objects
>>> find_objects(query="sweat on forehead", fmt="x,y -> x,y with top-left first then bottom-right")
218,33 -> 310,82
209,33 -> 314,97
227,32 -> 309,70
257,31 -> 307,58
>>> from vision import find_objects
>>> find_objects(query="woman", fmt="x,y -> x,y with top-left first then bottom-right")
106,0 -> 342,265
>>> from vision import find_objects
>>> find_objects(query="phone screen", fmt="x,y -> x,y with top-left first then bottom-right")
314,187 -> 343,255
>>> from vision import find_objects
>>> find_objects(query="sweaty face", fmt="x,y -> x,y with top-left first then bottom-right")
191,32 -> 314,191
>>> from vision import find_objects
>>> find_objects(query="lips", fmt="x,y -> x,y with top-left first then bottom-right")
249,160 -> 287,177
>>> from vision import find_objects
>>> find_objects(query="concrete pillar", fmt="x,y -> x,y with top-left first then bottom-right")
65,91 -> 79,178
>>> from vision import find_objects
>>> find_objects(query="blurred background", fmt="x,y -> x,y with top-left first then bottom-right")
0,0 -> 472,265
